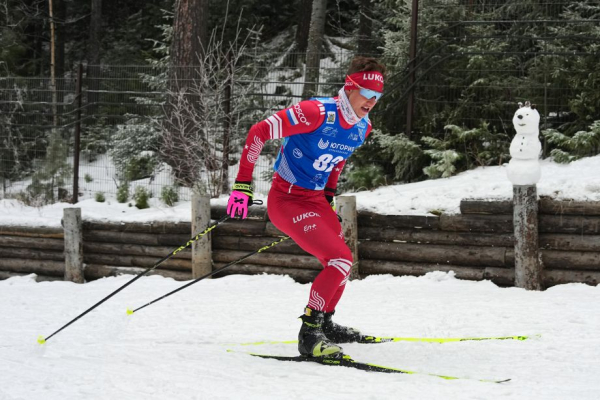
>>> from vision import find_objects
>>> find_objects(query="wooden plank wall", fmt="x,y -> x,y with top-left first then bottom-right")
359,197 -> 600,287
0,199 -> 599,287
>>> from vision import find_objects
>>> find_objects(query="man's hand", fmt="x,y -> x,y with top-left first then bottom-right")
227,181 -> 253,219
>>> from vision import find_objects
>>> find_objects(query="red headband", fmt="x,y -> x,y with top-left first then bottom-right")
344,71 -> 384,93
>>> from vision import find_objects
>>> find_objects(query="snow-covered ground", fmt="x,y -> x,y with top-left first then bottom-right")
1,272 -> 599,399
1,157 -> 600,399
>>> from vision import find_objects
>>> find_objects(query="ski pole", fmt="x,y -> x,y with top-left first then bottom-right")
129,235 -> 290,314
38,215 -> 229,344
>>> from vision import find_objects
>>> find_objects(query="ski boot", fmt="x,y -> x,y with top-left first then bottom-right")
322,311 -> 362,343
298,307 -> 344,358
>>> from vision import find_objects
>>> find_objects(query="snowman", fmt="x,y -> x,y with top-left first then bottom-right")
506,101 -> 542,185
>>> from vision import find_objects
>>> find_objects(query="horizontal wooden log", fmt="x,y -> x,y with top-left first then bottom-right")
544,269 -> 600,287
441,212 -> 600,234
83,242 -> 191,260
212,205 -> 268,220
540,250 -> 600,270
84,230 -> 189,247
0,235 -> 64,250
0,247 -> 64,261
359,260 -> 514,286
213,250 -> 321,270
461,197 -> 600,216
439,214 -> 513,233
84,264 -> 192,281
212,262 -> 318,283
213,235 -> 309,256
213,220 -> 268,236
0,271 -> 63,282
359,241 -> 509,267
358,228 -> 515,247
540,234 -> 600,252
82,220 -> 191,234
265,222 -> 288,237
84,253 -> 191,271
357,211 -> 439,230
460,199 -> 512,215
539,215 -> 600,234
0,225 -> 63,238
539,198 -> 600,216
0,258 -> 64,276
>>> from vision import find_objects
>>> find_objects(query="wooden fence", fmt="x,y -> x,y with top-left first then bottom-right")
1,198 -> 599,287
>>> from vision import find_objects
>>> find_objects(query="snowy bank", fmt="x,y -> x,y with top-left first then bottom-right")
1,155 -> 600,227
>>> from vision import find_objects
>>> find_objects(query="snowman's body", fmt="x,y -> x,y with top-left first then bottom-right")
507,103 -> 542,185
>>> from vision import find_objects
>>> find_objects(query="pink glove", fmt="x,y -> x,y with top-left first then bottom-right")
227,182 -> 253,219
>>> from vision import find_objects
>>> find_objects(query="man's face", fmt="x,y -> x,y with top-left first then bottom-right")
347,89 -> 378,118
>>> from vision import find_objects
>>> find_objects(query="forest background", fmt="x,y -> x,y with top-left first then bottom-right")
1,0 -> 599,205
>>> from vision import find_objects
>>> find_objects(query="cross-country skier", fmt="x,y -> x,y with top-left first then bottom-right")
227,56 -> 386,358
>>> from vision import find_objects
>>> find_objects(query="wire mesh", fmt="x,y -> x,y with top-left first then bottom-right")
1,0 -> 599,204
0,50 -> 356,203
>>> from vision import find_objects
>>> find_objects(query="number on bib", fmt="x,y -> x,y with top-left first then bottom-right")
313,154 -> 343,172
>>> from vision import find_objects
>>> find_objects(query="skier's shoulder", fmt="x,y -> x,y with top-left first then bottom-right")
282,99 -> 325,128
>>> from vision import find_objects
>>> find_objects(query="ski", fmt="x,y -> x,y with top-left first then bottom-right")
234,334 -> 539,347
229,350 -> 510,383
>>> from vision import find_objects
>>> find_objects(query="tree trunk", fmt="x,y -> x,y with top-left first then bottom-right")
165,0 -> 209,187
295,0 -> 313,54
87,0 -> 102,108
302,0 -> 327,99
48,0 -> 57,128
357,0 -> 373,56
221,51 -> 232,195
54,0 -> 65,79
170,0 -> 208,70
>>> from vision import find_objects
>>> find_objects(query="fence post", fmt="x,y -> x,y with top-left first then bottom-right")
64,208 -> 84,283
72,63 -> 83,204
338,196 -> 359,280
513,185 -> 543,290
192,193 -> 212,278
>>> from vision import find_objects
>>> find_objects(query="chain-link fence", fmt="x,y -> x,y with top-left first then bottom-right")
0,50 -> 357,204
2,0 -> 599,205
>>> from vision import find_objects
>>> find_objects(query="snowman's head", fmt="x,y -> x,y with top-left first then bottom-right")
513,101 -> 540,134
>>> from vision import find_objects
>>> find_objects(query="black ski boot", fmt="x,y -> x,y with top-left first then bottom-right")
298,307 -> 344,358
322,311 -> 362,343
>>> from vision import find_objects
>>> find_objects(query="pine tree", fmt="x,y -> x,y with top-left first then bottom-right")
26,130 -> 72,204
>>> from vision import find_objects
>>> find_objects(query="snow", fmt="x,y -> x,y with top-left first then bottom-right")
2,154 -> 600,226
1,156 -> 600,398
1,272 -> 599,399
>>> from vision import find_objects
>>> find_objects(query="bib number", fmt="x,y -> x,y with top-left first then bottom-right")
313,154 -> 344,172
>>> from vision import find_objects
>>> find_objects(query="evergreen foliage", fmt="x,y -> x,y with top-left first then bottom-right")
542,121 -> 600,163
94,192 -> 105,202
26,130 -> 72,204
116,181 -> 130,203
2,0 -> 600,198
160,185 -> 179,206
133,186 -> 151,209
110,117 -> 160,182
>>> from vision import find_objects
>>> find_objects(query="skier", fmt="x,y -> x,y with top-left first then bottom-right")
227,56 -> 386,358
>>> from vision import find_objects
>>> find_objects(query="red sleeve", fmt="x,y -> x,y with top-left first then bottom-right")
235,100 -> 325,182
324,120 -> 373,194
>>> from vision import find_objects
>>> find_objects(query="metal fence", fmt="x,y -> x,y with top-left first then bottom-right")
390,0 -> 600,141
1,0 -> 599,205
0,50 -> 358,204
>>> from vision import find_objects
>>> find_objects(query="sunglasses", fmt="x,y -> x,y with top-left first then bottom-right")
346,75 -> 383,101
